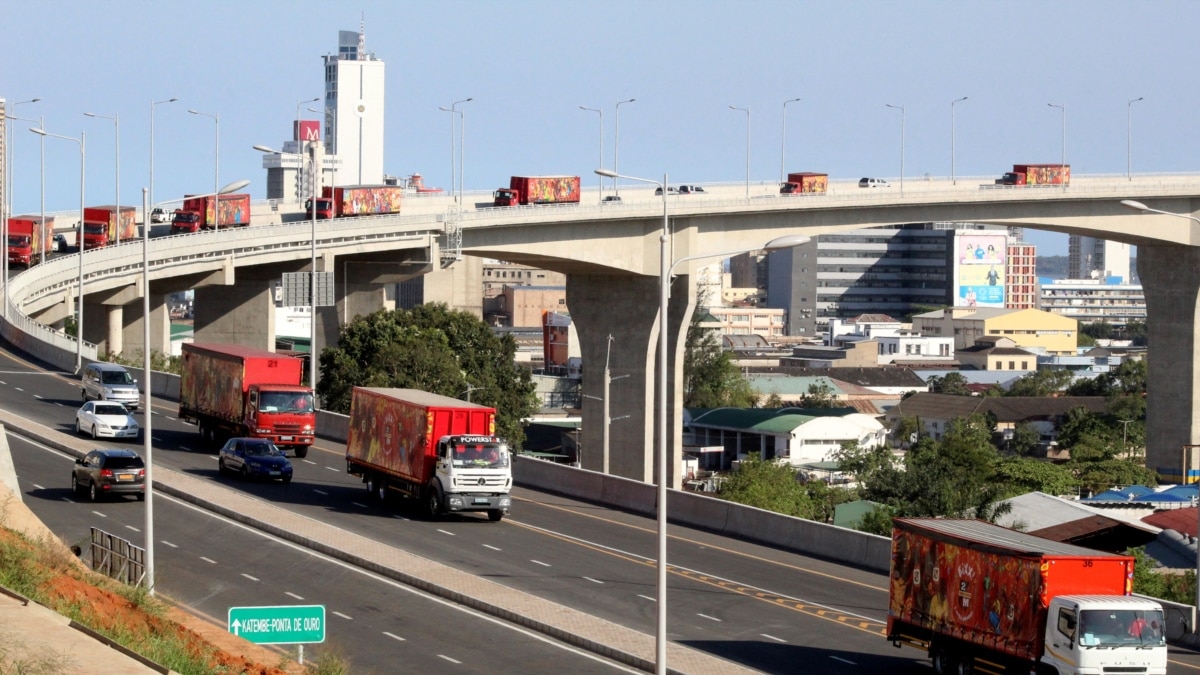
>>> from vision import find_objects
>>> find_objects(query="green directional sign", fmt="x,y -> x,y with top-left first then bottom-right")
228,604 -> 325,645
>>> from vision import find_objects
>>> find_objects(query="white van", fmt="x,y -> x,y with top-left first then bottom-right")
81,363 -> 140,410
859,177 -> 890,188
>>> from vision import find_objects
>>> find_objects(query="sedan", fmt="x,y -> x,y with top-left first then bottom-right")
75,401 -> 140,440
218,437 -> 293,483
51,233 -> 68,253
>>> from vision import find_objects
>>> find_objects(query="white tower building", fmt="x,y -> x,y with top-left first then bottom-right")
1068,235 -> 1132,282
322,25 -> 385,186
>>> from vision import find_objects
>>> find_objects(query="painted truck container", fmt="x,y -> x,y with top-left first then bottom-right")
178,343 -> 315,457
493,176 -> 581,206
996,164 -> 1071,186
345,387 -> 512,521
779,172 -> 829,194
305,185 -> 404,219
170,194 -> 252,234
79,206 -> 136,249
887,518 -> 1166,675
7,216 -> 49,267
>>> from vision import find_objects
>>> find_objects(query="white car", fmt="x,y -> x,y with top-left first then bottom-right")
75,401 -> 140,441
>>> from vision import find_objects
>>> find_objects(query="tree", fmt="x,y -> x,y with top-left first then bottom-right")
928,372 -> 971,396
716,458 -> 821,519
992,457 -> 1079,497
1008,422 -> 1042,457
1006,369 -> 1074,397
684,311 -> 757,408
891,416 -> 922,449
318,304 -> 538,447
799,382 -> 837,408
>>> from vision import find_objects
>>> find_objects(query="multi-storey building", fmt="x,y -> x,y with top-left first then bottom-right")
1006,242 -> 1039,309
703,306 -> 787,339
912,307 -> 1078,356
1069,235 -> 1132,282
1040,279 -> 1146,327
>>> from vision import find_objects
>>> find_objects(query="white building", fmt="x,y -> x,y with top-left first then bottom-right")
1040,278 -> 1146,327
1068,235 -> 1132,282
826,316 -> 954,365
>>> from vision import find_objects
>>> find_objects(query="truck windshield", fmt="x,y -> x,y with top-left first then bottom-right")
84,223 -> 106,234
173,213 -> 199,224
258,392 -> 314,413
450,443 -> 510,469
1078,609 -> 1165,648
8,236 -> 30,247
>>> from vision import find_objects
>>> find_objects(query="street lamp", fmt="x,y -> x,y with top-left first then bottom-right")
308,106 -> 337,191
438,98 -> 472,205
1048,102 -> 1066,175
951,96 -> 968,185
255,144 -> 319,399
579,106 -> 603,202
3,98 -> 41,317
596,166 -> 807,675
886,103 -> 905,194
142,178 -> 249,594
780,98 -> 800,184
613,98 -> 635,196
150,98 -> 178,218
187,109 -> 220,200
729,106 -> 750,198
3,98 -> 40,223
294,98 -> 320,203
5,111 -> 45,276
30,127 -> 84,373
1127,97 -> 1143,181
84,112 -> 120,244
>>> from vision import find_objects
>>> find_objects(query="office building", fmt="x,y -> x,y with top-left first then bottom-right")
1069,235 -> 1131,282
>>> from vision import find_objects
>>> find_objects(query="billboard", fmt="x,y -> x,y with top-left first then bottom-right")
953,233 -> 1007,308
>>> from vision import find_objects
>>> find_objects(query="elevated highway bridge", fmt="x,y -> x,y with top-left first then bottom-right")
4,173 -> 1199,485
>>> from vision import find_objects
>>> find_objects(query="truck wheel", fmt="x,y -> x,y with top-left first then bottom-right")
425,485 -> 442,520
954,658 -> 973,675
294,446 -> 308,459
366,475 -> 386,505
931,647 -> 954,675
487,509 -> 504,522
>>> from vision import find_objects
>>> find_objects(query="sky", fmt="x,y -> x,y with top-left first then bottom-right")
3,1 -> 1198,257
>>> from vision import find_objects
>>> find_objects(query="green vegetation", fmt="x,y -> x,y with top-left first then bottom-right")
1127,547 -> 1196,604
684,309 -> 758,408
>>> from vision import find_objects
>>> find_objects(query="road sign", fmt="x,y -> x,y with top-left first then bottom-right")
228,605 -> 325,645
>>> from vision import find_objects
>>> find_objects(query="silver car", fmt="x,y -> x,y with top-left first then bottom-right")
75,401 -> 140,440
81,363 -> 140,410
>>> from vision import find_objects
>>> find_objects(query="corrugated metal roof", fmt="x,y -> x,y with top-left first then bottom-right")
358,387 -> 491,410
687,406 -> 855,433
895,518 -> 1129,558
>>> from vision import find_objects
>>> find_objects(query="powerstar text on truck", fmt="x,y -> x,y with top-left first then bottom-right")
345,387 -> 512,522
305,185 -> 404,219
178,343 -> 315,457
887,518 -> 1166,675
493,175 -> 581,206
79,206 -> 136,249
7,216 -> 51,267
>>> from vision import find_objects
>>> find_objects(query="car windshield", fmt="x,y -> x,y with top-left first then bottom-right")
105,456 -> 144,469
101,370 -> 133,385
242,442 -> 282,457
1078,609 -> 1165,648
450,443 -> 510,469
259,392 -> 314,413
93,404 -> 127,416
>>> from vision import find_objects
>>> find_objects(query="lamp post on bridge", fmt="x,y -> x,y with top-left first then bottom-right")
886,103 -> 905,194
579,106 -> 603,202
951,96 -> 967,185
439,98 -> 472,205
780,98 -> 800,185
1047,102 -> 1066,183
150,98 -> 178,222
84,112 -> 121,244
729,105 -> 750,198
4,98 -> 41,317
613,98 -> 635,196
1127,97 -> 1143,181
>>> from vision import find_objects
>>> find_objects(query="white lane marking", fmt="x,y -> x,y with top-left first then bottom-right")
437,529 -> 455,536
33,395 -> 43,400
482,544 -> 501,551
830,656 -> 856,665
241,573 -> 259,582
14,388 -> 23,392
531,560 -> 550,567
32,483 -> 44,490
761,633 -> 786,643
164,416 -> 177,421
351,502 -> 368,508
383,631 -> 405,642
161,540 -> 178,548
92,511 -> 108,518
437,655 -> 462,664
583,577 -> 604,584
638,594 -> 656,602
393,515 -> 409,521
125,525 -> 140,533
301,459 -> 317,465
324,466 -> 340,472
200,556 -> 217,564
313,489 -> 328,496
697,613 -> 722,622
285,592 -> 305,601
333,611 -> 353,620
179,446 -> 193,452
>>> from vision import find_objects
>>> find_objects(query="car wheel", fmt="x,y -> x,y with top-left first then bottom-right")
282,474 -> 292,484
75,419 -> 83,436
81,389 -> 88,402
241,465 -> 251,481
218,458 -> 228,476
88,482 -> 99,503
71,474 -> 80,494
90,424 -> 98,440
136,493 -> 145,502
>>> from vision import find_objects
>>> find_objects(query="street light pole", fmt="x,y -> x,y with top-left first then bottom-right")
613,98 -> 635,196
780,98 -> 800,184
188,109 -> 219,203
84,112 -> 120,244
31,127 -> 84,373
295,98 -> 320,203
729,106 -> 750,198
951,96 -> 968,185
579,106 -> 603,201
438,98 -> 472,205
1127,97 -> 1143,181
4,98 -> 41,319
150,98 -> 178,222
886,103 -> 905,194
1048,102 -> 1066,175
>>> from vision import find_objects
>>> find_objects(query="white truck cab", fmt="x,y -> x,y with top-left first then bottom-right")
1044,595 -> 1167,675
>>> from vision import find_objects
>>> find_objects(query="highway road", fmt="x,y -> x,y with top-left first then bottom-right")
3,345 -> 1200,673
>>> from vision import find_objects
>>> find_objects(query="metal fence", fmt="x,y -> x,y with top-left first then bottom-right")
88,528 -> 145,587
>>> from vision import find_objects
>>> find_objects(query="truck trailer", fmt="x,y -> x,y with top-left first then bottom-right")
178,343 -> 315,457
995,164 -> 1071,186
305,185 -> 404,219
887,518 -> 1166,675
345,387 -> 512,521
779,172 -> 829,194
7,216 -> 51,267
170,194 -> 252,234
79,206 -> 136,249
493,175 -> 581,206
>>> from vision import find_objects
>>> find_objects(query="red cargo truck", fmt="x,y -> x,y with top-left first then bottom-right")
170,194 -> 252,234
305,185 -> 403,219
493,175 -> 581,206
887,518 -> 1166,675
178,343 -> 315,457
7,216 -> 50,267
345,387 -> 512,521
78,206 -> 136,249
779,172 -> 828,194
995,164 -> 1071,186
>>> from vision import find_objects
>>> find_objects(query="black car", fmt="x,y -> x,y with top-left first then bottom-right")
677,185 -> 707,194
218,437 -> 294,483
71,448 -> 145,502
601,195 -> 623,204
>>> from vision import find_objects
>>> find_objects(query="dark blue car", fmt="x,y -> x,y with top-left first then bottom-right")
218,437 -> 293,483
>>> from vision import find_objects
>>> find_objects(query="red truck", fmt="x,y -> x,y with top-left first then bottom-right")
345,387 -> 512,521
779,172 -> 828,194
305,185 -> 404,219
493,175 -> 581,206
170,194 -> 252,234
888,518 -> 1166,675
78,206 -> 136,249
7,216 -> 50,267
178,343 -> 316,457
995,164 -> 1071,186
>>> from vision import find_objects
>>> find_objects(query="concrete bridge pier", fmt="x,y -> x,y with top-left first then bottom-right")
567,272 -> 693,489
193,276 -> 277,351
1139,243 -> 1200,482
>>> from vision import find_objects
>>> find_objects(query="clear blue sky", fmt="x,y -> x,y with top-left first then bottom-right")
3,1 -> 1198,256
